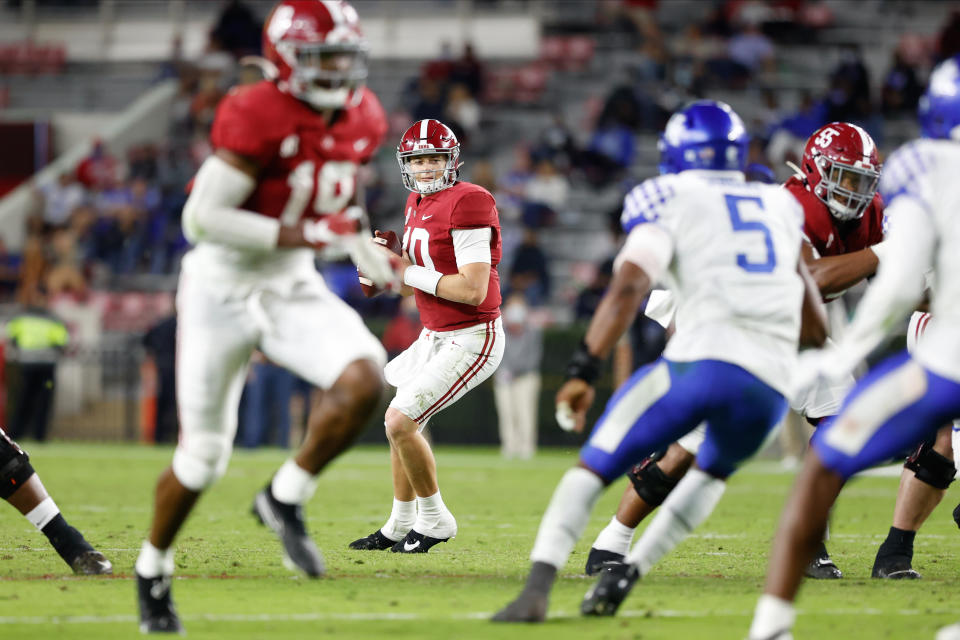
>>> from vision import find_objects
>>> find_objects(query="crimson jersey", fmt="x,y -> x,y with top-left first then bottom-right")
209,80 -> 387,222
402,182 -> 502,331
784,176 -> 885,257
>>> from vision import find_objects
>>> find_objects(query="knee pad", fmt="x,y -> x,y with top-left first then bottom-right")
904,441 -> 957,490
629,455 -> 680,507
172,432 -> 233,491
0,431 -> 35,500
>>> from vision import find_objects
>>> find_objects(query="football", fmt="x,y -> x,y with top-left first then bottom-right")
358,230 -> 402,297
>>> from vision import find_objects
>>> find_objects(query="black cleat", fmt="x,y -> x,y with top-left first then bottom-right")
349,529 -> 398,551
137,573 -> 184,634
804,544 -> 842,579
580,562 -> 640,617
390,529 -> 450,553
872,555 -> 921,579
68,548 -> 113,575
491,590 -> 548,623
584,547 -> 625,576
252,485 -> 324,577
953,502 -> 960,529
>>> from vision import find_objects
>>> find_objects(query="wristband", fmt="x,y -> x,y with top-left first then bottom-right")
404,265 -> 444,295
564,340 -> 603,384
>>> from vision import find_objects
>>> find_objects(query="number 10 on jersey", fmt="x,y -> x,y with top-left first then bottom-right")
403,227 -> 435,270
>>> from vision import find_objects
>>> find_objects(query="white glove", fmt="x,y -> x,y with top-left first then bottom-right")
302,206 -> 365,249
350,234 -> 403,292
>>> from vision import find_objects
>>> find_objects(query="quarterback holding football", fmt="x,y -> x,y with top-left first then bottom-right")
350,119 -> 505,554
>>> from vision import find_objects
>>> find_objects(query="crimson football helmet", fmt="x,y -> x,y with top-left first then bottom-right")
397,119 -> 462,194
800,122 -> 881,222
262,0 -> 367,110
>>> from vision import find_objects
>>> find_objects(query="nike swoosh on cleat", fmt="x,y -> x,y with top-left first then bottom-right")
404,540 -> 421,551
150,577 -> 171,600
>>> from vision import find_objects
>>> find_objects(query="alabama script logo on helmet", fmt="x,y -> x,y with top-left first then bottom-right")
262,0 -> 368,110
396,119 -> 463,195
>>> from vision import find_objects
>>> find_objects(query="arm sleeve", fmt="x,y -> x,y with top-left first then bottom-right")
182,154 -> 281,250
613,222 -> 674,284
451,227 -> 492,267
451,191 -> 497,228
833,196 -> 934,371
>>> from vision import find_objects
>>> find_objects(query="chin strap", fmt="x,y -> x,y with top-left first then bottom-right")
785,160 -> 804,180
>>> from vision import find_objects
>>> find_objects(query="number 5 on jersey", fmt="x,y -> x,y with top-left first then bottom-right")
403,227 -> 436,270
725,194 -> 776,273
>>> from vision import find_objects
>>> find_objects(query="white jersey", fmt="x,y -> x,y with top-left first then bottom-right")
619,170 -> 804,395
871,140 -> 960,381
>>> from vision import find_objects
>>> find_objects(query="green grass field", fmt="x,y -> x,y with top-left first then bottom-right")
1,443 -> 958,639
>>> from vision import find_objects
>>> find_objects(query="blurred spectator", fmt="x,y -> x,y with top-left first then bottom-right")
412,77 -> 446,123
444,83 -> 481,142
468,159 -> 499,194
575,257 -> 614,320
449,42 -> 485,98
579,122 -> 635,188
745,162 -> 776,184
522,157 -> 569,227
493,294 -> 543,460
508,227 -> 551,306
0,238 -> 20,301
142,313 -> 178,443
937,10 -> 960,61
239,353 -> 295,449
75,140 -> 119,191
210,0 -> 263,58
825,45 -> 872,123
36,173 -> 85,230
497,146 -> 534,221
535,112 -> 578,170
382,296 -> 422,359
727,19 -> 775,79
44,229 -> 87,300
881,48 -> 923,116
5,289 -> 68,442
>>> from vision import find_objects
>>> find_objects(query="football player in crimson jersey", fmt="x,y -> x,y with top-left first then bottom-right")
135,1 -> 402,633
348,119 -> 505,554
580,121 -> 923,581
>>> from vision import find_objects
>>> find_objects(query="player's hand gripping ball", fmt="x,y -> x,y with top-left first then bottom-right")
358,230 -> 402,297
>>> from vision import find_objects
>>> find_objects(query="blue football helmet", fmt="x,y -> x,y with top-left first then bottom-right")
658,100 -> 749,175
918,54 -> 960,140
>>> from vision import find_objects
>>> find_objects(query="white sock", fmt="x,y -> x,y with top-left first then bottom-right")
748,594 -> 796,640
952,421 -> 960,471
626,468 -> 725,576
135,541 -> 175,578
415,491 -> 448,529
530,467 -> 605,568
592,515 -> 636,555
381,498 -> 417,541
25,497 -> 59,531
271,459 -> 318,505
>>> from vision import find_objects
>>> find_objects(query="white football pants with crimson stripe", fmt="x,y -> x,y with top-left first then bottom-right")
908,311 -> 960,470
386,318 -> 504,428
